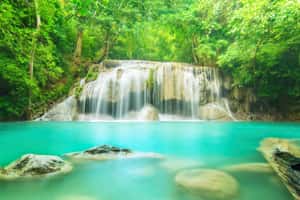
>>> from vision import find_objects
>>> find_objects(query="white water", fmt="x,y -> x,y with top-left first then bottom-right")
39,96 -> 77,121
78,60 -> 233,120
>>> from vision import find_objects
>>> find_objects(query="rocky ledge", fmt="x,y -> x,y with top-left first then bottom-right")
222,162 -> 273,174
0,154 -> 72,179
66,145 -> 163,160
259,138 -> 300,199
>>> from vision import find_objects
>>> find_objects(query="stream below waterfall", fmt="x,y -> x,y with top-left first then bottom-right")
0,122 -> 298,200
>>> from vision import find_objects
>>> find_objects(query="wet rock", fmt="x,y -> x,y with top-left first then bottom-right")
66,145 -> 163,160
198,103 -> 232,120
175,169 -> 239,200
259,138 -> 300,199
259,138 -> 300,157
138,105 -> 159,121
124,105 -> 159,121
84,145 -> 131,155
56,195 -> 97,200
39,96 -> 77,121
0,154 -> 72,179
223,162 -> 273,174
222,75 -> 232,90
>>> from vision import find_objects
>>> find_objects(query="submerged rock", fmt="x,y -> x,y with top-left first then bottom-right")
56,195 -> 97,200
128,166 -> 157,177
66,145 -> 163,160
0,154 -> 72,179
160,158 -> 202,172
175,169 -> 239,200
223,162 -> 273,174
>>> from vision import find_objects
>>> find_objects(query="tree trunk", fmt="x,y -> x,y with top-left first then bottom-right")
27,0 -> 41,120
74,28 -> 84,62
192,36 -> 199,64
97,31 -> 111,63
252,39 -> 263,71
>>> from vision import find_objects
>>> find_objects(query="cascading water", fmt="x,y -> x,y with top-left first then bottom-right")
79,64 -> 151,119
77,60 -> 233,121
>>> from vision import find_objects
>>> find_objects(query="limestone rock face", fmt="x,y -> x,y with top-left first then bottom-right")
138,105 -> 159,121
222,75 -> 232,90
259,138 -> 300,200
0,154 -> 72,179
66,145 -> 163,160
259,138 -> 300,157
39,96 -> 77,121
229,87 -> 257,114
175,169 -> 239,200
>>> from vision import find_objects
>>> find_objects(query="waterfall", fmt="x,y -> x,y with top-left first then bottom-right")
38,96 -> 78,121
77,60 -> 233,121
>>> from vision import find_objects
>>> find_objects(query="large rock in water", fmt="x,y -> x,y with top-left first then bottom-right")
259,138 -> 300,199
66,145 -> 163,160
138,105 -> 159,121
0,154 -> 72,179
175,169 -> 239,200
198,103 -> 232,120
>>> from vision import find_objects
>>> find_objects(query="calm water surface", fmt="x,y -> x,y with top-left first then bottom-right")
0,122 -> 299,200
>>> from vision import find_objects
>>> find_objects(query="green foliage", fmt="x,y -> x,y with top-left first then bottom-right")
74,85 -> 83,100
0,0 -> 74,120
218,0 -> 300,104
85,65 -> 99,82
0,0 -> 299,120
0,61 -> 37,120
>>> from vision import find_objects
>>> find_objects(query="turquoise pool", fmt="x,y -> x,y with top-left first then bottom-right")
0,122 -> 299,200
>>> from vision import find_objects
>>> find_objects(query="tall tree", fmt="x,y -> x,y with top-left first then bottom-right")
27,0 -> 41,119
68,0 -> 95,63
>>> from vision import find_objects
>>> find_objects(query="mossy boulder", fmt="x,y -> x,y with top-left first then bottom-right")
0,154 -> 72,179
66,145 -> 163,160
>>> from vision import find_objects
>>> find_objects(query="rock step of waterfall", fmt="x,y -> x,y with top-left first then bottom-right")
40,60 -> 235,121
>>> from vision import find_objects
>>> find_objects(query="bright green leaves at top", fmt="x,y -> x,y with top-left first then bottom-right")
219,0 -> 300,103
69,0 -> 95,18
0,0 -> 299,120
0,0 -> 74,120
